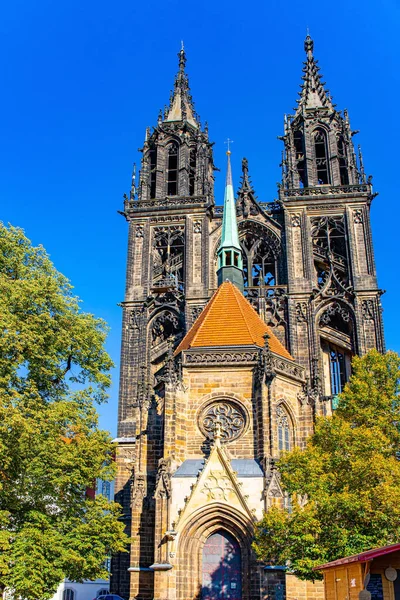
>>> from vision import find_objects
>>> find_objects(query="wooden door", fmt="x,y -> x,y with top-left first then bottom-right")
202,530 -> 242,600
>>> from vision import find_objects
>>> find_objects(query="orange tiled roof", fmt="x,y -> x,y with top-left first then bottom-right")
175,281 -> 292,359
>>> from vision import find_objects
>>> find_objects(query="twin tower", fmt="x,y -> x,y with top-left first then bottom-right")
111,36 -> 384,600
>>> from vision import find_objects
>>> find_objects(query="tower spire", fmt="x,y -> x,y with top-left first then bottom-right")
165,45 -> 198,128
295,34 -> 334,115
217,148 -> 243,292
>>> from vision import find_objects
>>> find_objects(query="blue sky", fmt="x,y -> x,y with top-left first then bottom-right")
1,0 -> 399,435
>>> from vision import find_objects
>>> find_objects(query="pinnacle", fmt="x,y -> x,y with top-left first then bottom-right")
164,45 -> 199,129
294,34 -> 334,115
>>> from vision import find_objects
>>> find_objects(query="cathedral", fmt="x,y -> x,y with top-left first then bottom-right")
111,35 -> 384,600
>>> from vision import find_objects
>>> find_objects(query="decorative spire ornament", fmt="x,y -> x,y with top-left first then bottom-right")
164,44 -> 199,128
295,33 -> 334,115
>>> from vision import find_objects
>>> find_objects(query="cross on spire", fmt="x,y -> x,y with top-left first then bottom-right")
224,138 -> 234,154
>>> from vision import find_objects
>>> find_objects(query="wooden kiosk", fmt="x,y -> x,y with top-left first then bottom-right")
315,543 -> 400,600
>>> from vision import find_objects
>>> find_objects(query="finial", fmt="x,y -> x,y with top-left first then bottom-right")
178,43 -> 186,72
213,418 -> 223,446
304,31 -> 314,55
181,40 -> 184,51
224,138 -> 234,155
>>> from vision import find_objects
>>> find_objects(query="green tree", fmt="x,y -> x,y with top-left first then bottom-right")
0,224 -> 128,599
253,350 -> 400,581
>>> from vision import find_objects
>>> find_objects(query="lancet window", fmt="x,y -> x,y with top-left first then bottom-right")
311,216 -> 349,289
152,226 -> 185,289
319,303 -> 354,399
337,135 -> 349,185
240,230 -> 279,289
167,143 -> 179,196
314,129 -> 330,184
329,344 -> 347,395
189,147 -> 196,196
294,129 -> 307,186
276,405 -> 291,453
149,147 -> 157,199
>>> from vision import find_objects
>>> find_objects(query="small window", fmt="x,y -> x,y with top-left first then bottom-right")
97,589 -> 109,597
63,590 -> 75,600
233,252 -> 239,267
225,251 -> 232,266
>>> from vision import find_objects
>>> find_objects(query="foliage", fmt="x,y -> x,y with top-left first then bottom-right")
0,224 -> 128,599
253,350 -> 400,581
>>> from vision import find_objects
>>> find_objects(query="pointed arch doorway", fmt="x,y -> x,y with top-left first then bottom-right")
201,530 -> 242,600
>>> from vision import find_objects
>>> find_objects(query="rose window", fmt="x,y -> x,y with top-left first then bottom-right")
199,401 -> 247,442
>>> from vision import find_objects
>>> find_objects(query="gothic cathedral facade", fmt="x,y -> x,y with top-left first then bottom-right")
111,36 -> 384,600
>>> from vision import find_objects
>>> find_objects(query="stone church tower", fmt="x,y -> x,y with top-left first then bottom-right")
111,37 -> 384,600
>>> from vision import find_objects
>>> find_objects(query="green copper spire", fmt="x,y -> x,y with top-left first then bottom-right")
217,149 -> 244,292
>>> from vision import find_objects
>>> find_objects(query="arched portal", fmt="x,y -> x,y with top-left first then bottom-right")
176,504 -> 254,600
201,530 -> 242,600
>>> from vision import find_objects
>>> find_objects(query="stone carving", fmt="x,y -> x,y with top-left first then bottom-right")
281,183 -> 370,198
131,471 -> 146,508
353,209 -> 363,224
320,302 -> 351,326
298,358 -> 322,406
295,302 -> 308,322
236,158 -> 261,218
135,224 -> 144,238
157,339 -> 186,390
199,401 -> 246,442
201,470 -> 234,501
129,197 -> 207,210
254,333 -> 276,384
151,311 -> 180,345
129,308 -> 142,331
273,357 -> 304,380
154,458 -> 172,499
264,289 -> 287,328
362,299 -> 374,321
245,287 -> 287,314
190,305 -> 204,323
149,216 -> 185,223
276,404 -> 289,429
193,220 -> 202,233
184,350 -> 258,366
291,213 -> 301,227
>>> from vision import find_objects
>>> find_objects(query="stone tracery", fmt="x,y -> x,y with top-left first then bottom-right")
199,400 -> 247,442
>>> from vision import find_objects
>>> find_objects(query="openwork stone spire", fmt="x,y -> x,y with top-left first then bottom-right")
165,45 -> 199,128
295,34 -> 334,115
